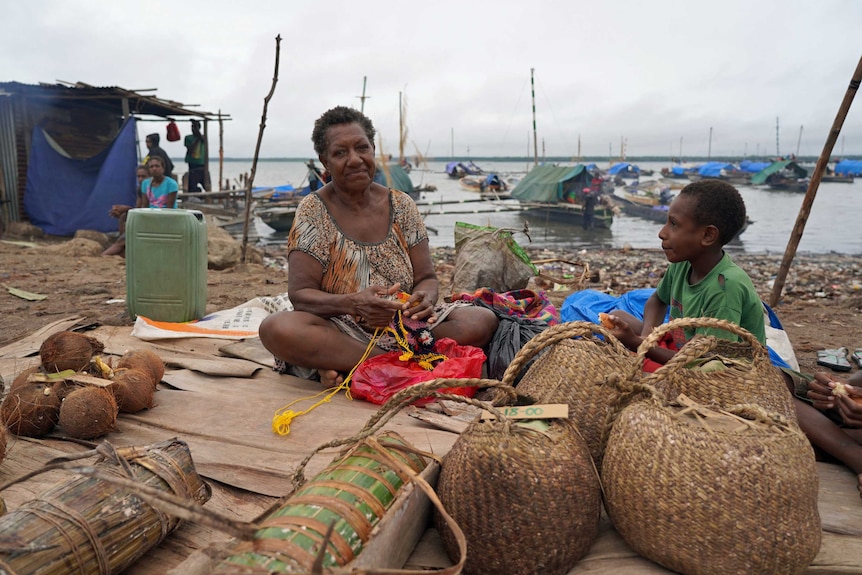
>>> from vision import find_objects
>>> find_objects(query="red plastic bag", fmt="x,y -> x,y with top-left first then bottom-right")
350,337 -> 485,405
166,120 -> 181,142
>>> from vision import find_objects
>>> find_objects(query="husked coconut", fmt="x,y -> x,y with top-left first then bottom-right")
40,332 -> 105,373
58,386 -> 118,440
1,381 -> 61,437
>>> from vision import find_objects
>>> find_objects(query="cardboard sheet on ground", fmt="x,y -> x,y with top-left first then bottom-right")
131,293 -> 293,340
0,324 -> 860,574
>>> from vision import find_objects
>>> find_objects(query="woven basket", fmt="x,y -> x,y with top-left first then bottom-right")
601,395 -> 821,574
634,316 -> 797,424
435,414 -> 601,575
501,321 -> 633,466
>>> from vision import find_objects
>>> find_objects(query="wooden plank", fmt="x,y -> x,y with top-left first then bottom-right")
0,316 -> 84,358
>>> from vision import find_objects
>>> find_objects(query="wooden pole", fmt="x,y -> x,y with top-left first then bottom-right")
769,54 -> 862,307
240,35 -> 281,264
218,110 -> 224,192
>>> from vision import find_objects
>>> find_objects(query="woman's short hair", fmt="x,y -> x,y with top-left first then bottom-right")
311,106 -> 376,156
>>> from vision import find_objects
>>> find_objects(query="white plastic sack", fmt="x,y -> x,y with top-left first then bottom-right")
131,293 -> 293,340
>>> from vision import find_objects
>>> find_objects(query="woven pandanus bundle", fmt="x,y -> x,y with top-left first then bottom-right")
213,431 -> 428,574
502,321 -> 633,467
0,438 -> 211,575
635,317 -> 797,423
601,394 -> 821,575
436,414 -> 601,575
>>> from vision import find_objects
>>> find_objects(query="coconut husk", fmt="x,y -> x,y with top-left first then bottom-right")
9,365 -> 43,394
58,386 -> 118,439
116,349 -> 164,388
40,331 -> 105,373
1,381 -> 62,437
110,368 -> 155,413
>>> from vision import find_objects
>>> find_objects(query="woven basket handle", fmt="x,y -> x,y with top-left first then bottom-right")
629,316 -> 767,380
500,320 -> 629,387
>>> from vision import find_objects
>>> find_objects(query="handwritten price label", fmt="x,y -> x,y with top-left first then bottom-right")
480,403 -> 569,421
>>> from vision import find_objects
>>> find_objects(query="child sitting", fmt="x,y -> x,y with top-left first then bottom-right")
604,179 -> 763,364
604,179 -> 862,498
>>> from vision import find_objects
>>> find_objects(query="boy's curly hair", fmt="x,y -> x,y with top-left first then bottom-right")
311,106 -> 376,156
678,179 -> 747,245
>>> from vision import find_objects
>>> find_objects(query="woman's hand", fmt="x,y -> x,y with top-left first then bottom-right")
353,284 -> 403,328
809,372 -> 841,410
401,290 -> 437,324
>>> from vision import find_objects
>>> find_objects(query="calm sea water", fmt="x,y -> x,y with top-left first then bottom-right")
211,159 -> 861,255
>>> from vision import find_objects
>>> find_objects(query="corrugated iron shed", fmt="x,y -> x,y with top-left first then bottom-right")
0,81 -> 223,225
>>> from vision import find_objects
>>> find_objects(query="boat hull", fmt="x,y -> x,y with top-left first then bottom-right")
519,202 -> 614,229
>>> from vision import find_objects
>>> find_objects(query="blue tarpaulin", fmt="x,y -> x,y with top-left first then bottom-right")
835,159 -> 862,176
697,162 -> 733,177
24,117 -> 138,236
739,160 -> 770,173
608,162 -> 640,176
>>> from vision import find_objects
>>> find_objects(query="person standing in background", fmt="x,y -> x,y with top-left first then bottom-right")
144,133 -> 175,181
184,119 -> 208,193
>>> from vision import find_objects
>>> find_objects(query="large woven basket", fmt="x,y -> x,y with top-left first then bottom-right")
634,316 -> 798,423
601,394 -> 821,575
436,414 -> 601,575
501,321 -> 633,466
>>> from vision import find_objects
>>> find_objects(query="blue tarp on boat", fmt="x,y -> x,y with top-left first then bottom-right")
835,159 -> 862,176
697,162 -> 734,177
739,160 -> 771,173
510,164 -> 589,202
608,162 -> 640,176
24,116 -> 138,236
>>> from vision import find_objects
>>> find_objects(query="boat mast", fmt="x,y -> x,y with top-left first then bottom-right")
451,128 -> 454,158
399,91 -> 404,163
796,125 -> 803,157
531,68 -> 538,167
707,127 -> 713,160
356,76 -> 369,114
776,117 -> 780,157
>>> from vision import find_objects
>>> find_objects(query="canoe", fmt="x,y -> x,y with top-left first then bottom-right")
0,321 -> 859,573
255,201 -> 298,232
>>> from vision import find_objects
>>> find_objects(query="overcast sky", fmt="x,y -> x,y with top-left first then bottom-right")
3,0 -> 862,160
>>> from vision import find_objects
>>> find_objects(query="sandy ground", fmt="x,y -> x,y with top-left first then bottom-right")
1,237 -> 861,379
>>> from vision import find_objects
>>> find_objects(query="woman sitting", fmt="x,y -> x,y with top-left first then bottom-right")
259,106 -> 498,387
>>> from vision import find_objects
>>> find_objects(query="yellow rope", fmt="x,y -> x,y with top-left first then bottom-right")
272,328 -> 382,436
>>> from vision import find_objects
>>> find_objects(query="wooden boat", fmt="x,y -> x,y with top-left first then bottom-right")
256,201 -> 299,232
615,193 -> 752,239
622,183 -> 673,206
0,315 -> 858,574
445,160 -> 483,178
459,173 -> 508,194
510,164 -> 616,229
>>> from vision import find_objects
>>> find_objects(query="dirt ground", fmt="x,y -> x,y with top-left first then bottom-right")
1,237 -> 861,379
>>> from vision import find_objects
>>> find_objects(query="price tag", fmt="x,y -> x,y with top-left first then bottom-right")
480,403 -> 568,421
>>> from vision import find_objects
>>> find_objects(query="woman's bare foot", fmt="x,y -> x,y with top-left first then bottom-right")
319,369 -> 345,387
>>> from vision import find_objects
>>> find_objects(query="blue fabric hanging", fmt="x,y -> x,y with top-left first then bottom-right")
24,117 -> 138,236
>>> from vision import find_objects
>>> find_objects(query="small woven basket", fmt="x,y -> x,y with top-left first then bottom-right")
601,393 -> 821,575
634,316 -> 798,424
501,321 -> 633,466
435,412 -> 601,575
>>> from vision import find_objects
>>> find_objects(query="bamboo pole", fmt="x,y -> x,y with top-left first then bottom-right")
218,109 -> 224,192
240,35 -> 281,264
769,54 -> 862,307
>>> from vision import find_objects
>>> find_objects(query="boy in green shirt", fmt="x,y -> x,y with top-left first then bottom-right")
606,179 -> 763,365
606,179 -> 862,498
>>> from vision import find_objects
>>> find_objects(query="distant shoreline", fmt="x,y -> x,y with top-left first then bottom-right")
178,156 -> 862,163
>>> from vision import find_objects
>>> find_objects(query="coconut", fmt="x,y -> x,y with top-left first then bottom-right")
40,331 -> 105,373
58,386 -> 118,440
9,366 -> 42,394
116,349 -> 164,388
110,368 -> 156,414
1,381 -> 61,437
